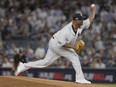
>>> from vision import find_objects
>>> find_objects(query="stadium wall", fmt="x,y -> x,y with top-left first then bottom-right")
0,68 -> 116,83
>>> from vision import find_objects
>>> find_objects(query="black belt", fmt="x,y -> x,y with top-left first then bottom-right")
53,37 -> 54,39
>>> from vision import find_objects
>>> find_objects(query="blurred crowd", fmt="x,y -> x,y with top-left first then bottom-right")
0,0 -> 115,69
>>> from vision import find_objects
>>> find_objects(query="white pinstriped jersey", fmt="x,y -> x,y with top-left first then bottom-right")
53,19 -> 90,46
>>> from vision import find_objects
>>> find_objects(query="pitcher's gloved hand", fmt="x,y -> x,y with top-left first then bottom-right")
75,40 -> 85,52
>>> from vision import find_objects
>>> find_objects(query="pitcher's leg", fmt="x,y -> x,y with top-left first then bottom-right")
54,48 -> 85,80
68,57 -> 85,80
65,54 -> 91,84
24,48 -> 60,68
56,48 -> 91,84
15,48 -> 60,76
64,55 -> 91,84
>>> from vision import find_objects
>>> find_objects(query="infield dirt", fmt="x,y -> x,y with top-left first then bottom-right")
0,76 -> 111,87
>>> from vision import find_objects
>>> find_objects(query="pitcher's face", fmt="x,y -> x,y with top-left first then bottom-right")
78,20 -> 83,26
74,19 -> 83,27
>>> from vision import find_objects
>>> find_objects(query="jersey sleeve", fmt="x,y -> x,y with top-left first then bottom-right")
53,26 -> 71,46
56,30 -> 68,46
83,19 -> 90,29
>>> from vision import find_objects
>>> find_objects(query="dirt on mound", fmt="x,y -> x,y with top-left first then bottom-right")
0,76 -> 110,87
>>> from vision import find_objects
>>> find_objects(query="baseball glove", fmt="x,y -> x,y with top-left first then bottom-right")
75,40 -> 85,52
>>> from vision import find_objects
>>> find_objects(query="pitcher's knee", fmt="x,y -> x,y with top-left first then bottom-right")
43,60 -> 51,66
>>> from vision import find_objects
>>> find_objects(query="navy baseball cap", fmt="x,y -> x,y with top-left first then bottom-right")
72,13 -> 84,20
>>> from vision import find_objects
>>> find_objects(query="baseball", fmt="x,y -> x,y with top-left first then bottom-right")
91,4 -> 95,7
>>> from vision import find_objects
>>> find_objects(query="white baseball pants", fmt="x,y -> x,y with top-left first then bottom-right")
24,38 -> 85,81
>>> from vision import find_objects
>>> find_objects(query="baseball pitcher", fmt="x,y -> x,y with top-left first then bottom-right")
15,4 -> 96,84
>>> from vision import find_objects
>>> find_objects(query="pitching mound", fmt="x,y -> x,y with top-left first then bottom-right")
0,76 -> 110,87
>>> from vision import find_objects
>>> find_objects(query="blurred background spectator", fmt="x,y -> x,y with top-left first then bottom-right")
0,0 -> 115,69
13,48 -> 27,76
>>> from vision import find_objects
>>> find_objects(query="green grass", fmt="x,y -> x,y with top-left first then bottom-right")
98,84 -> 116,87
106,84 -> 116,87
